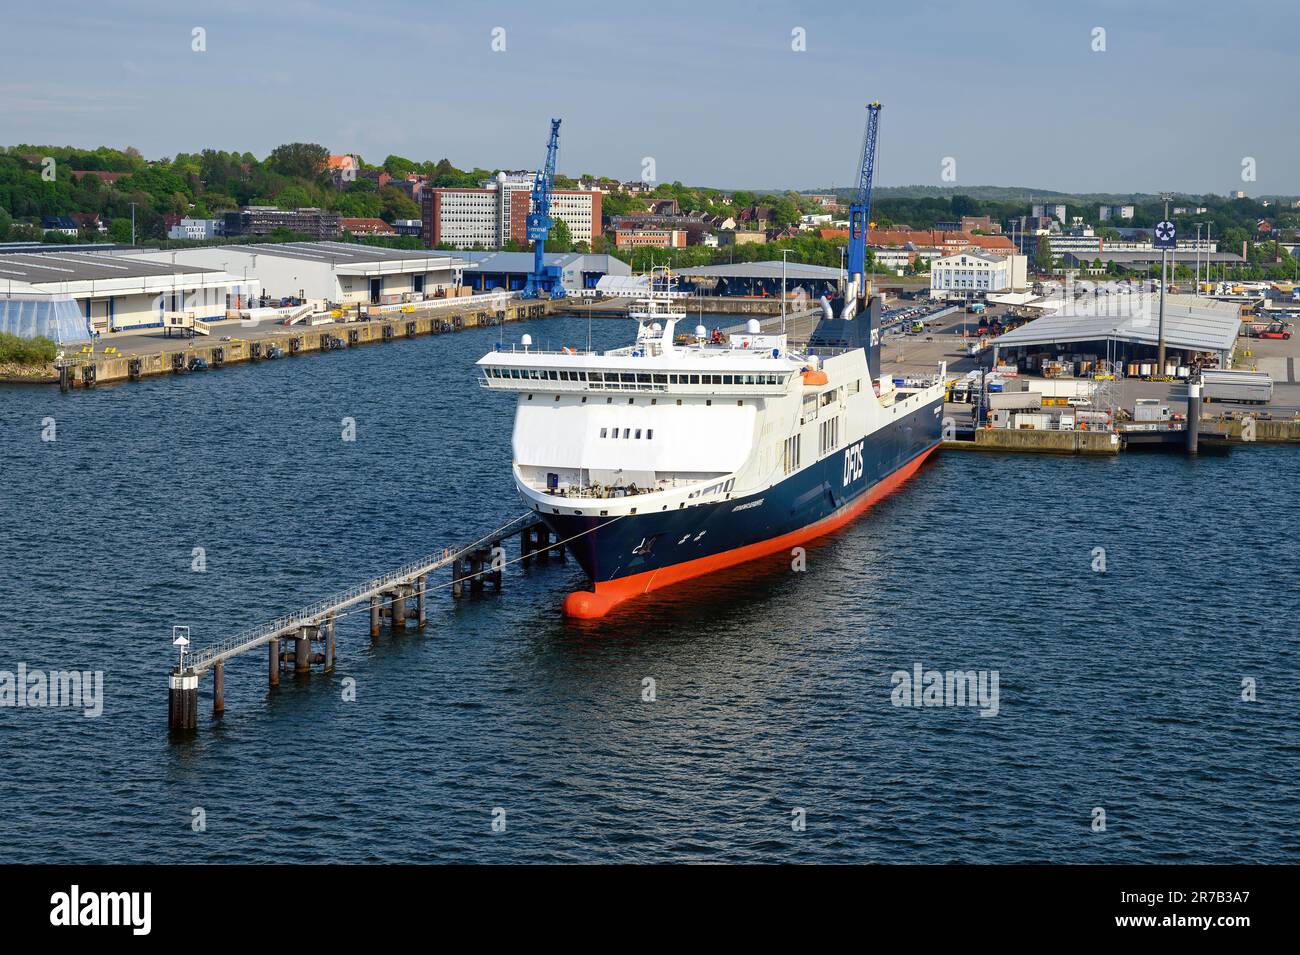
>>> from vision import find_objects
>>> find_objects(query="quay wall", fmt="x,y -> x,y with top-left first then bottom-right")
944,429 -> 1121,455
62,299 -> 557,388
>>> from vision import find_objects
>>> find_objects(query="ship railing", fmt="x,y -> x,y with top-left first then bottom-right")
479,377 -> 791,396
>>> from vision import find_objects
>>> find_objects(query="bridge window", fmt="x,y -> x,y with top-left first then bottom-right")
600,428 -> 608,438
623,428 -> 630,438
647,429 -> 654,439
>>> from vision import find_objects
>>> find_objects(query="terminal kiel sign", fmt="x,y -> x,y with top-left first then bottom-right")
1153,220 -> 1177,251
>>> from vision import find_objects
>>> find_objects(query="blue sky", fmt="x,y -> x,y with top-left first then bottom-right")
2,0 -> 1296,194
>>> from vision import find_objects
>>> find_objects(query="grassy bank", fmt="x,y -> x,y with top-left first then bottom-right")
0,332 -> 57,365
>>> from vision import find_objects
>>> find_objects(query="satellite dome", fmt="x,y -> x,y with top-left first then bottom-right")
746,319 -> 761,334
521,334 -> 533,347
695,324 -> 707,338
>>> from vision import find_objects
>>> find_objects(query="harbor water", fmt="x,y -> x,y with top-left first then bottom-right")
0,313 -> 1296,863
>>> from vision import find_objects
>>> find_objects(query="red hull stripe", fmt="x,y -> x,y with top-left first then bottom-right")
563,443 -> 940,619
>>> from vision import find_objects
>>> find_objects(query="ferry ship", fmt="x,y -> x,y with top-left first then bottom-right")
476,272 -> 945,618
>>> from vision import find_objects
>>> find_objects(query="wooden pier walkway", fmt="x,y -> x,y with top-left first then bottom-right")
168,510 -> 567,732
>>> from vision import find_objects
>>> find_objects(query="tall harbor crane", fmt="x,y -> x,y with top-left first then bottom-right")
843,102 -> 882,321
522,118 -> 566,299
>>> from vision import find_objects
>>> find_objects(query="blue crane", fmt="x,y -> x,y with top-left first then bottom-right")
522,118 -> 566,299
844,102 -> 882,316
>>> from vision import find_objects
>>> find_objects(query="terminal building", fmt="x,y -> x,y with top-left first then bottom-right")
0,247 -> 247,338
454,251 -> 630,294
990,294 -> 1243,376
127,241 -> 465,305
668,261 -> 845,299
930,252 -> 1029,301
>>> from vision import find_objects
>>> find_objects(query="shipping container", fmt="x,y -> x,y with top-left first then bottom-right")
1201,370 -> 1273,404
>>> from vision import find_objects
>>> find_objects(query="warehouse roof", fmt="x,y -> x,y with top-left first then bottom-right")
1065,250 -> 1245,264
0,250 -> 220,285
217,241 -> 463,268
669,261 -> 844,281
992,294 -> 1242,353
454,251 -> 630,274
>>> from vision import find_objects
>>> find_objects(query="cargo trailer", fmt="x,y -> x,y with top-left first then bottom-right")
1201,370 -> 1273,404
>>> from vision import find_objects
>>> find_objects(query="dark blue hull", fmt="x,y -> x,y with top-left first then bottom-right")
542,394 -> 944,586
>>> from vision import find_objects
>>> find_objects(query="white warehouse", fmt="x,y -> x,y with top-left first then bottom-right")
0,248 -> 250,336
930,252 -> 1028,302
129,242 -> 466,306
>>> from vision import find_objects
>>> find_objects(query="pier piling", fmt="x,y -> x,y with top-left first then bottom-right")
168,669 -> 198,732
268,637 -> 279,687
1187,382 -> 1202,455
452,557 -> 465,598
325,613 -> 336,670
212,660 -> 225,717
416,576 -> 427,628
391,588 -> 407,630
295,629 -> 312,672
370,595 -> 380,637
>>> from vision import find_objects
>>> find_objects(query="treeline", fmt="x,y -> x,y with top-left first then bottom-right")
871,192 -> 1300,248
0,143 -> 509,244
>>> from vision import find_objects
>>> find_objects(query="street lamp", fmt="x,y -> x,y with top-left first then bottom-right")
780,248 -> 791,335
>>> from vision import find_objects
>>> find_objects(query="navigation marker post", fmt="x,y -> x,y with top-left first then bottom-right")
168,626 -> 198,732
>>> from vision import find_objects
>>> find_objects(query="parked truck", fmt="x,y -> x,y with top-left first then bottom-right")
1201,370 -> 1274,404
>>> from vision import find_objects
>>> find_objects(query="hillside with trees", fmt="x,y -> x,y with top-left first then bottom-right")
0,143 -> 500,245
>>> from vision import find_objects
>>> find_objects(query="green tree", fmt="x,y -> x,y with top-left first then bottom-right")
548,218 -> 573,253
1033,236 -> 1053,272
266,143 -> 329,181
108,218 -> 133,243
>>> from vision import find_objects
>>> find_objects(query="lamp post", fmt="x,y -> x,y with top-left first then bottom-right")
1195,223 -> 1202,296
781,248 -> 790,336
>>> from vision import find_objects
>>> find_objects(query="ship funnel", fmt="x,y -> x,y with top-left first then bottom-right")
819,295 -> 833,320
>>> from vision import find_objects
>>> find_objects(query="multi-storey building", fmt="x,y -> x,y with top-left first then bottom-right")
1032,203 -> 1067,224
612,229 -> 687,250
422,175 -> 600,249
1099,205 -> 1135,221
223,207 -> 340,240
930,252 -> 1028,300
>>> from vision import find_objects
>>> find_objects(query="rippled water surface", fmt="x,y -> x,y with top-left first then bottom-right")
1,314 -> 1296,863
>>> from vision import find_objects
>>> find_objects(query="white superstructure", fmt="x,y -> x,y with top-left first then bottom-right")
477,276 -> 946,520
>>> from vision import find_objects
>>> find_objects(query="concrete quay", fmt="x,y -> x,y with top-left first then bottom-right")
54,296 -> 558,389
